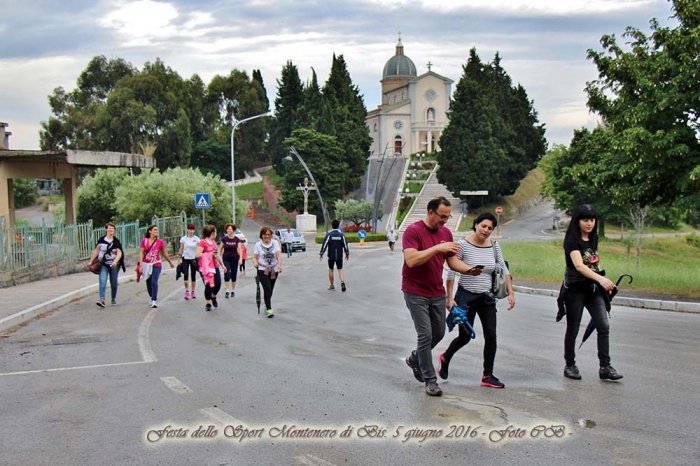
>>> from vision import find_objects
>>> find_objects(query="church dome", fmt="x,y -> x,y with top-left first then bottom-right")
382,38 -> 417,78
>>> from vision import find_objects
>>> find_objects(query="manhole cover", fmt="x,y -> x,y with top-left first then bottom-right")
52,336 -> 102,345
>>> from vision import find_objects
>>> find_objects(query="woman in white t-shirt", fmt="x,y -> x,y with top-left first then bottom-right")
252,226 -> 282,318
178,223 -> 201,300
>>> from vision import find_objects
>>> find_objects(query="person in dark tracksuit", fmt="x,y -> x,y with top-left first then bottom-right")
319,219 -> 350,292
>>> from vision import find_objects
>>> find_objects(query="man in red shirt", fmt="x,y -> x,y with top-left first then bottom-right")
403,196 -> 475,396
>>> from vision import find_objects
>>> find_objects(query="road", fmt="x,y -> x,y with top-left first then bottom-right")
497,200 -> 566,241
1,241 -> 699,465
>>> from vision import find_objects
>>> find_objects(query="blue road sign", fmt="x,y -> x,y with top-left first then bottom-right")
195,192 -> 211,209
357,230 -> 367,239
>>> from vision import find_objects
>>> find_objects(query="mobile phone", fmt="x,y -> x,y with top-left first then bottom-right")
474,265 -> 485,269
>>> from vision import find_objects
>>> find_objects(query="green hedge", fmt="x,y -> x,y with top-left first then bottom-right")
315,233 -> 388,244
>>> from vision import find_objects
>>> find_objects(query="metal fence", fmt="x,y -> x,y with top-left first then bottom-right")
0,212 -> 202,273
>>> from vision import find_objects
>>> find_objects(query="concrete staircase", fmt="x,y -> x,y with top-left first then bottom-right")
398,167 -> 461,233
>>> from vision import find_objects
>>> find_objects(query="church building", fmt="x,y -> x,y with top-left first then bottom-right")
366,37 -> 453,158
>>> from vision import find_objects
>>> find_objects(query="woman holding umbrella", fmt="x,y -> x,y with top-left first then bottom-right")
561,204 -> 623,381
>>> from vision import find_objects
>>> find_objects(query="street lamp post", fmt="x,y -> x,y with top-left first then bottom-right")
230,110 -> 272,224
285,147 -> 328,233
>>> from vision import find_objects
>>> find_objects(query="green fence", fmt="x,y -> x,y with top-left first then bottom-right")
0,212 -> 202,273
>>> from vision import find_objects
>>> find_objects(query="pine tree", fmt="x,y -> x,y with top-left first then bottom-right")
268,61 -> 304,173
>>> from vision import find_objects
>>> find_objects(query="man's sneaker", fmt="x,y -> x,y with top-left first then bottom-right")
230,291 -> 235,298
205,303 -> 212,312
481,374 -> 505,388
328,285 -> 335,291
191,291 -> 196,299
111,300 -> 117,306
438,353 -> 450,380
564,365 -> 582,380
599,365 -> 623,381
96,300 -> 105,308
225,291 -> 230,298
266,309 -> 274,318
150,300 -> 158,309
405,356 -> 424,383
212,297 -> 218,308
425,382 -> 443,397
341,282 -> 346,292
184,291 -> 190,300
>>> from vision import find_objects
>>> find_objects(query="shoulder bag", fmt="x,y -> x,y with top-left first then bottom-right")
491,241 -> 509,299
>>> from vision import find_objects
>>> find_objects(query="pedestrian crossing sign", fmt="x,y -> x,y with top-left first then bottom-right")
195,193 -> 211,209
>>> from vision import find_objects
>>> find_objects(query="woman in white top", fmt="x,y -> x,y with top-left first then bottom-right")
252,226 -> 282,318
179,223 -> 200,300
440,212 -> 515,389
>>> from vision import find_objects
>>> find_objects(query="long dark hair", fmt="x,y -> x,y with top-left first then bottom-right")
564,204 -> 599,250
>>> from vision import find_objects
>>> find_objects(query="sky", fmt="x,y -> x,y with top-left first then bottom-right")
0,0 -> 678,151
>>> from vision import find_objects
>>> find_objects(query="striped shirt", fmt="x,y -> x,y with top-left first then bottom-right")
446,239 -> 510,293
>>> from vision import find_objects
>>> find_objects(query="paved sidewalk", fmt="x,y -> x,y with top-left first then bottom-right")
1,249 -> 699,334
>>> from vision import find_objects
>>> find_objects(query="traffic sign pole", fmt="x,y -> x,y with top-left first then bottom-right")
495,206 -> 503,236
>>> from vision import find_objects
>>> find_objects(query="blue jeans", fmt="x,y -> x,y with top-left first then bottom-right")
404,292 -> 447,384
146,265 -> 162,301
99,263 -> 120,300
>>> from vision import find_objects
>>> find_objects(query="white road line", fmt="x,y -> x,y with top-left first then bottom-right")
138,308 -> 158,363
200,407 -> 242,425
294,454 -> 339,466
0,360 -> 151,377
160,376 -> 193,394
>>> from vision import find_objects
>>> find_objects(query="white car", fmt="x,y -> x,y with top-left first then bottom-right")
274,229 -> 306,253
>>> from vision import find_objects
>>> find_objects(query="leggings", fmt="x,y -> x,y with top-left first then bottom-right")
181,258 -> 198,281
223,256 -> 239,282
564,289 -> 610,367
444,289 -> 498,375
239,260 -> 246,272
257,269 -> 277,311
202,268 -> 222,301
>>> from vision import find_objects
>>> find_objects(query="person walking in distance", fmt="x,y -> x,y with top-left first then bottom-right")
560,204 -> 622,381
402,196 -> 474,397
253,226 -> 282,318
178,223 -> 200,300
282,226 -> 295,258
138,225 -> 175,308
319,219 -> 349,292
88,222 -> 125,307
195,225 -> 226,312
441,212 -> 515,389
387,229 -> 398,254
220,223 -> 242,299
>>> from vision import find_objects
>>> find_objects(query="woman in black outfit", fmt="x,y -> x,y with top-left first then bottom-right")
561,204 -> 623,381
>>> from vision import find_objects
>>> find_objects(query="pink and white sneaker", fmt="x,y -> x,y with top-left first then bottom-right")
185,291 -> 190,300
191,291 -> 196,299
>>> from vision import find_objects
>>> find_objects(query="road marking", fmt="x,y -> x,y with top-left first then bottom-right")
160,376 -> 193,394
200,407 -> 242,425
0,360 -> 151,377
295,454 -> 339,466
138,308 -> 158,363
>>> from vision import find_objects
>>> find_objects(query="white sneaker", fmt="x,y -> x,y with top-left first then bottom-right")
150,300 -> 158,308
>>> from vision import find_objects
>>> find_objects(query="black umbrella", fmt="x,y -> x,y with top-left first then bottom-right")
579,274 -> 633,348
255,275 -> 261,315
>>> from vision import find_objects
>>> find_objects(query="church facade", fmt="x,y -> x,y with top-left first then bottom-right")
366,38 -> 453,158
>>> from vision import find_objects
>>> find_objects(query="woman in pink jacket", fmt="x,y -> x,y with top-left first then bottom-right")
195,224 -> 226,312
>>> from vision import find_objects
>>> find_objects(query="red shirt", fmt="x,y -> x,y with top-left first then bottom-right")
401,220 -> 455,298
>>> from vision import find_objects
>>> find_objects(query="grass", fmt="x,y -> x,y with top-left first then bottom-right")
499,236 -> 700,298
235,182 -> 263,200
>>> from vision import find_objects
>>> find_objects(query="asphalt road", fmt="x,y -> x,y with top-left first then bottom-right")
1,240 -> 699,465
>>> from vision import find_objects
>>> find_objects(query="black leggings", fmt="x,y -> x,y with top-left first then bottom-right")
257,270 -> 277,311
181,258 -> 198,281
202,268 -> 221,301
564,289 -> 610,367
444,293 -> 498,375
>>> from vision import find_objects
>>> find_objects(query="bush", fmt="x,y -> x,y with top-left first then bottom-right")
686,233 -> 700,248
315,232 -> 386,243
13,179 -> 39,208
342,224 -> 373,233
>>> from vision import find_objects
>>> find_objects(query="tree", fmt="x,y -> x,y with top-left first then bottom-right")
322,54 -> 372,194
437,48 -> 546,201
585,0 -> 700,207
629,205 -> 651,267
113,167 -> 241,226
269,61 -> 304,173
77,168 -> 131,225
333,199 -> 381,227
280,128 -> 347,216
13,179 -> 39,209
